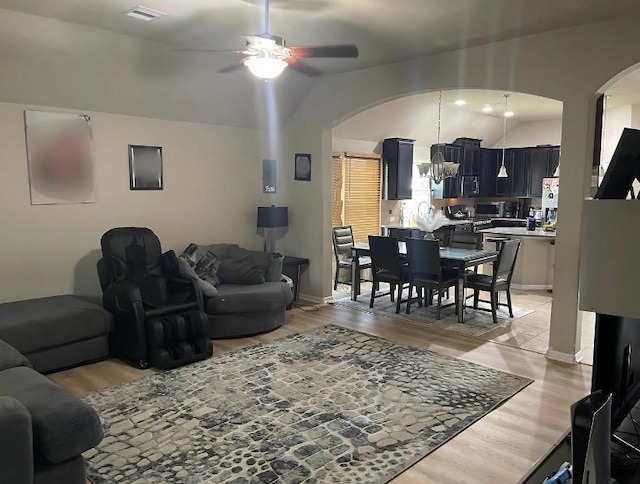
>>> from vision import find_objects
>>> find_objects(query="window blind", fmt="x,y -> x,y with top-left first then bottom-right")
331,154 -> 381,244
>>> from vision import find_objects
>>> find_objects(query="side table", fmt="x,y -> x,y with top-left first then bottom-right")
282,256 -> 309,302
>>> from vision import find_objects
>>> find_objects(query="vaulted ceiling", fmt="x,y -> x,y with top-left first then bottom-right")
2,0 -> 640,127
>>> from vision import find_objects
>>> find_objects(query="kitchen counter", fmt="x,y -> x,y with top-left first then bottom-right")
381,219 -> 472,229
480,228 -> 556,290
479,227 -> 556,238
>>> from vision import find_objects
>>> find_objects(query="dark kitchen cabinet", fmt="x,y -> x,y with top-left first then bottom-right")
510,148 -> 529,197
431,143 -> 462,163
549,146 -> 560,177
528,147 -> 551,197
453,138 -> 481,176
479,149 -> 498,197
443,177 -> 460,198
382,138 -> 415,200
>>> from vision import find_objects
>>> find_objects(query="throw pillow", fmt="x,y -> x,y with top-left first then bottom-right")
177,257 -> 218,297
181,243 -> 222,286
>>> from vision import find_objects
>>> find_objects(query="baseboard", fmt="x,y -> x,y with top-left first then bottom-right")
511,284 -> 552,291
546,348 -> 584,364
298,294 -> 333,305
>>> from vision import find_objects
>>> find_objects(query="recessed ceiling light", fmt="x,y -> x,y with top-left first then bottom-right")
504,111 -> 515,118
482,105 -> 493,113
455,99 -> 466,106
125,5 -> 166,21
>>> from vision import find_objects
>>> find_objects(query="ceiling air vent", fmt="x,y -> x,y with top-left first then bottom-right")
125,6 -> 166,22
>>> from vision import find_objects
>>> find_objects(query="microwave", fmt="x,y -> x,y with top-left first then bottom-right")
475,203 -> 501,217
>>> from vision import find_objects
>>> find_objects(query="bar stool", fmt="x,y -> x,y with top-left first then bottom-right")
486,236 -> 511,252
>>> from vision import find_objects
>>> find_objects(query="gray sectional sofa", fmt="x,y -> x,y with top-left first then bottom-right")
0,339 -> 103,484
183,243 -> 293,338
0,295 -> 113,373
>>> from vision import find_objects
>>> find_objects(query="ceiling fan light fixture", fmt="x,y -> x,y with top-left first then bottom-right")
244,57 -> 287,79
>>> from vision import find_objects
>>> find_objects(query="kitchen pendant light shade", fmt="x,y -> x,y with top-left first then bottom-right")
553,163 -> 560,177
497,164 -> 508,178
244,57 -> 287,79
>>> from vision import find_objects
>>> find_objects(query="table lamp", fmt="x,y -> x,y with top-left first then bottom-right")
257,205 -> 288,253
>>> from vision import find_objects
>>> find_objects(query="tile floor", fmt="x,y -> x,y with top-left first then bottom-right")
333,283 -> 595,365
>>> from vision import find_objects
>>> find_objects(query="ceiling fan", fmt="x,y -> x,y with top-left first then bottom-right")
177,0 -> 359,79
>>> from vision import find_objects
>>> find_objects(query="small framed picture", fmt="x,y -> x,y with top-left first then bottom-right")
294,153 -> 311,181
263,159 -> 276,193
129,145 -> 163,190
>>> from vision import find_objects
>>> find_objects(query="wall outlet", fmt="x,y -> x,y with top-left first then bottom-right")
390,216 -> 395,222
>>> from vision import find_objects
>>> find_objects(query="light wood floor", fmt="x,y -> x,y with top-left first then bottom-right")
334,284 -> 596,365
50,302 -> 592,483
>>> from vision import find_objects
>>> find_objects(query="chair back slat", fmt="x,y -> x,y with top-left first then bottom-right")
332,226 -> 354,261
449,232 -> 483,250
368,235 -> 402,277
405,237 -> 442,281
493,239 -> 521,283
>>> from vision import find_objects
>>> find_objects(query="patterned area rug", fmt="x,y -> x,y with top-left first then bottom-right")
83,325 -> 532,483
333,294 -> 532,337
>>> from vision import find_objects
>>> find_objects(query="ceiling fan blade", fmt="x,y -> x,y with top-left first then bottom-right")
172,48 -> 248,54
217,58 -> 250,74
289,44 -> 359,59
286,59 -> 322,77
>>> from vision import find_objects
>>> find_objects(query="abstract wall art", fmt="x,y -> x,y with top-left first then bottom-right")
24,110 -> 95,205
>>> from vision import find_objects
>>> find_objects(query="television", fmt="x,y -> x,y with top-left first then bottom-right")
596,127 -> 640,200
591,315 -> 640,433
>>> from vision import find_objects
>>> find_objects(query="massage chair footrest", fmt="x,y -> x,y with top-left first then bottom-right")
146,311 -> 212,369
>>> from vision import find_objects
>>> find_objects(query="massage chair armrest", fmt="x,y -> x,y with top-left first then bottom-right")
102,280 -> 143,316
168,275 -> 204,311
0,397 -> 33,484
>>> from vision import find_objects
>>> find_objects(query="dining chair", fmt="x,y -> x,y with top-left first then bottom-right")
466,239 -> 521,324
368,235 -> 411,313
388,228 -> 421,242
449,231 -> 484,250
405,238 -> 459,319
332,226 -> 372,290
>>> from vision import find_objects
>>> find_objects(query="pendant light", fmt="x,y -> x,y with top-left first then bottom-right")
430,91 -> 445,184
497,93 -> 510,178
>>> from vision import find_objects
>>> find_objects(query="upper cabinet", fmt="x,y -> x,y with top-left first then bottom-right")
431,138 -> 561,199
528,147 -> 551,197
453,138 -> 481,176
382,138 -> 415,200
479,149 -> 499,197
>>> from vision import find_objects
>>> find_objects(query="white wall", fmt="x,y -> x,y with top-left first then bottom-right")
491,119 -> 562,148
601,105 -> 632,166
0,102 -> 263,303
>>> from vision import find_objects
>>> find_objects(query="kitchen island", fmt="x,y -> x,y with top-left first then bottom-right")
479,227 -> 556,290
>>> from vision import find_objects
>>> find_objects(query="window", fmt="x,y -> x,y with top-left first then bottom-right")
331,153 -> 381,243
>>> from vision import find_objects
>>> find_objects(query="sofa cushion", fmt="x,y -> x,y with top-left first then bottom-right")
0,295 -> 112,355
0,366 -> 103,464
205,282 -> 293,315
0,339 -> 32,371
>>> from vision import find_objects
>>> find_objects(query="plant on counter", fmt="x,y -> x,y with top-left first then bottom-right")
416,207 -> 448,239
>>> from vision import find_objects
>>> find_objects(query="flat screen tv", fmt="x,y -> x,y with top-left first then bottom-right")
591,315 -> 640,432
596,127 -> 640,199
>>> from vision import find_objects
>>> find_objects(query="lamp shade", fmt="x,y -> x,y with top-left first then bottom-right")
257,206 -> 288,228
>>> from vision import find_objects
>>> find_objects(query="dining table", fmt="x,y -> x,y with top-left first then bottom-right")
350,241 -> 498,323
